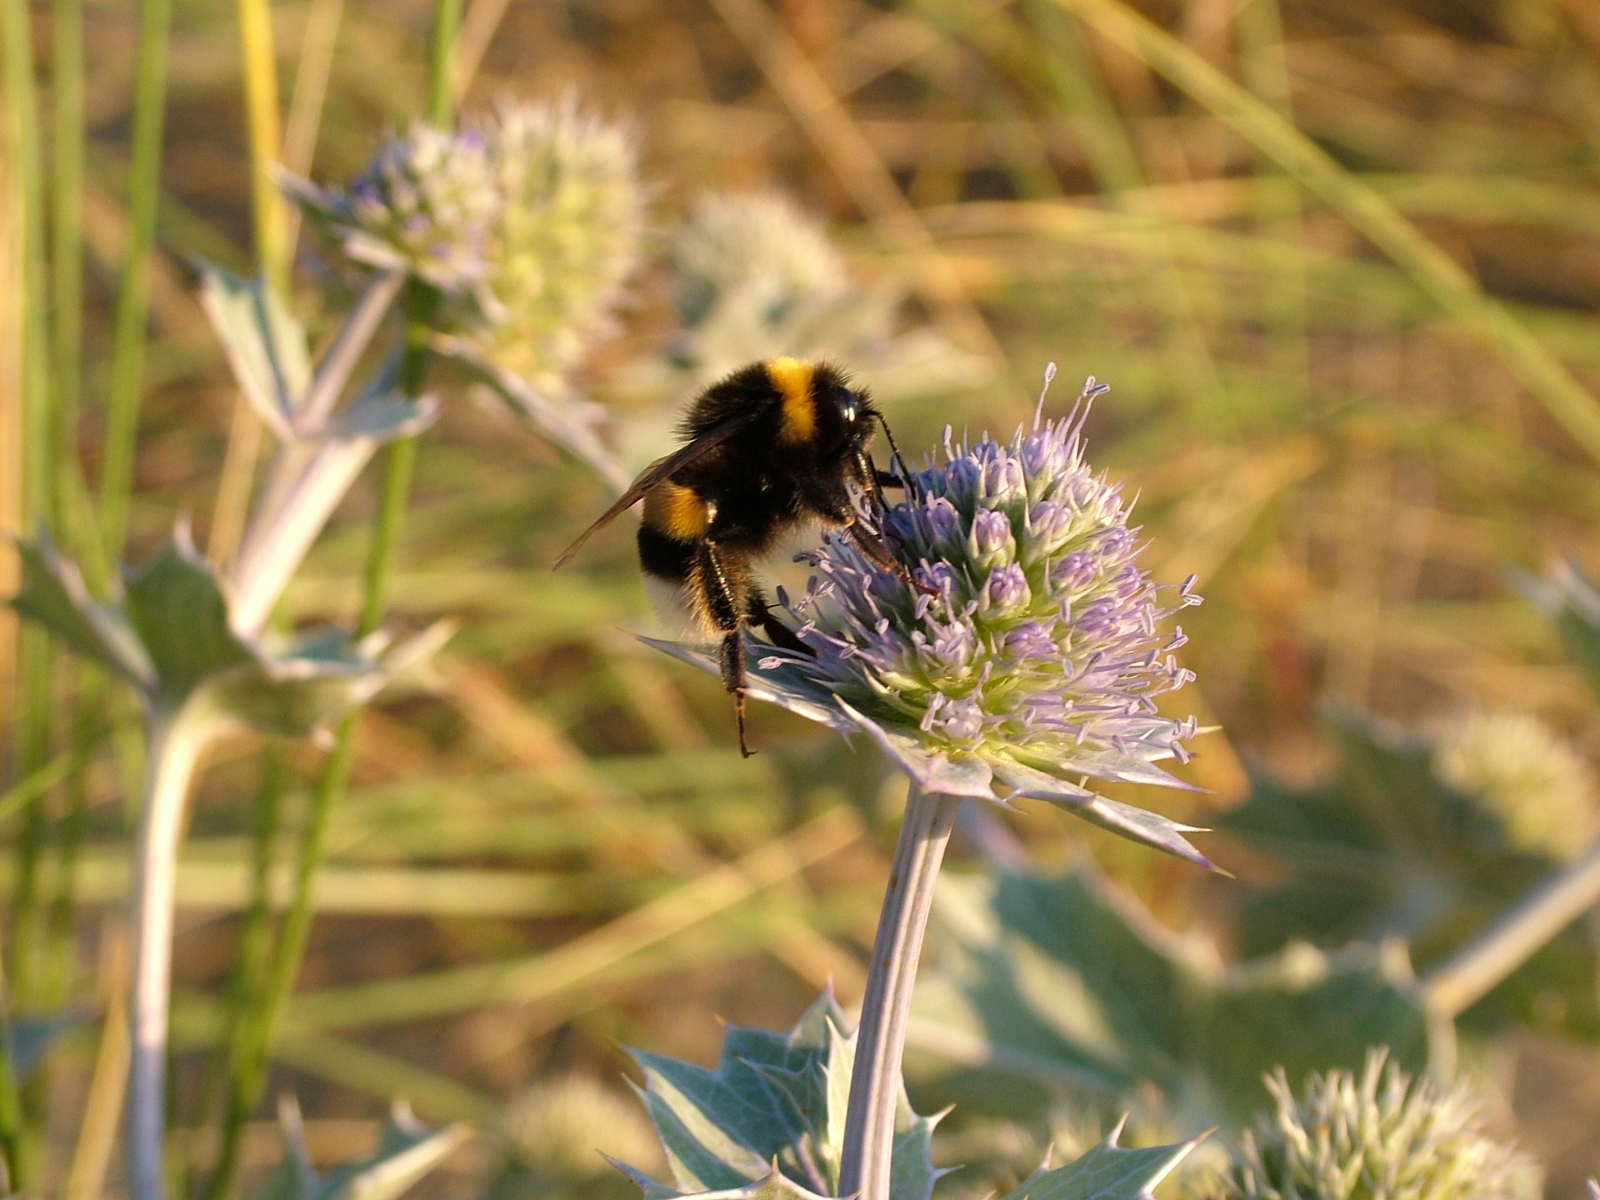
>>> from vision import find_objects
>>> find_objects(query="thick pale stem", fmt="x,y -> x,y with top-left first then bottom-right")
1424,837 -> 1600,1019
838,787 -> 962,1200
126,706 -> 207,1200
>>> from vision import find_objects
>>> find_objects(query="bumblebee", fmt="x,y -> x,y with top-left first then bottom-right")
556,357 -> 922,755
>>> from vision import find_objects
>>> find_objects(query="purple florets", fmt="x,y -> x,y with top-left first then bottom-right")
782,377 -> 1201,789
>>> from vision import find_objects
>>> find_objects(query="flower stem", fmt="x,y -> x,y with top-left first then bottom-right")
127,705 -> 207,1200
1423,837 -> 1600,1019
838,787 -> 962,1200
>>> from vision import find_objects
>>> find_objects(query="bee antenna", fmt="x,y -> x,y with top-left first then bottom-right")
873,412 -> 916,493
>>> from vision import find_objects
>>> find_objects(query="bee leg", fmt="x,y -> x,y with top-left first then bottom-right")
701,542 -> 756,756
719,630 -> 753,758
875,469 -> 907,490
747,592 -> 814,658
848,522 -> 939,597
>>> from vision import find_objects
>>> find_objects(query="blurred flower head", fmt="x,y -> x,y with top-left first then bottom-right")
1224,1050 -> 1539,1200
286,99 -> 644,389
635,191 -> 987,410
288,121 -> 498,292
491,1074 -> 659,1200
671,191 -> 847,331
1432,711 -> 1598,860
652,372 -> 1209,867
477,97 -> 646,385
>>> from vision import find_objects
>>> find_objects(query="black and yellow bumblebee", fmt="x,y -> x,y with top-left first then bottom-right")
556,357 -> 925,755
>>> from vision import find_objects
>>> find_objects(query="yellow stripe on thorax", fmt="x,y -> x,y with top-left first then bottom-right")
643,480 -> 710,540
766,357 -> 816,444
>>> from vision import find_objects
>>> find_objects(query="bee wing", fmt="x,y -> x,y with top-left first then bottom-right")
553,411 -> 760,568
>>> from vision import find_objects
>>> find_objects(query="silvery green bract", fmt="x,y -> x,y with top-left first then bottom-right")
1223,1051 -> 1540,1200
11,531 -> 445,740
253,1097 -> 468,1200
649,378 -> 1210,868
613,992 -> 943,1200
995,1126 -> 1205,1200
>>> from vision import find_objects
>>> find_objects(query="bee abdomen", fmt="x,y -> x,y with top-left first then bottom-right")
637,521 -> 694,584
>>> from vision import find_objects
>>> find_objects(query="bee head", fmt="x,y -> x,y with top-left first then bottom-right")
810,365 -> 876,451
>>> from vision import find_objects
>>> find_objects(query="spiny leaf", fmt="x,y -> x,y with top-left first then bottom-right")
10,535 -> 154,688
1218,708 -> 1600,1039
619,991 -> 940,1200
998,1128 -> 1205,1200
614,1164 -> 833,1200
196,262 -> 311,439
123,528 -> 256,706
252,1097 -> 469,1200
909,861 -> 1437,1129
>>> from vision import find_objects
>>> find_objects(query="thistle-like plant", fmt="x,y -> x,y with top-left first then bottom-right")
647,368 -> 1209,1200
631,191 -> 985,418
285,121 -> 498,295
473,97 -> 645,388
10,260 -> 452,1200
611,989 -> 1205,1200
1223,1050 -> 1540,1200
491,1075 -> 661,1200
286,100 -> 645,493
1432,711 -> 1598,861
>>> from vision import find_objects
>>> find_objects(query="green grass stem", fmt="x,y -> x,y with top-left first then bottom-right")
237,0 -> 288,294
203,9 -> 458,1194
197,748 -> 287,1200
2,1 -> 58,1181
1234,0 -> 1309,411
99,0 -> 175,562
1013,0 -> 1229,426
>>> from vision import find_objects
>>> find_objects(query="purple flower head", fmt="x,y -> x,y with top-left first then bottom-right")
645,370 -> 1214,869
300,121 -> 498,292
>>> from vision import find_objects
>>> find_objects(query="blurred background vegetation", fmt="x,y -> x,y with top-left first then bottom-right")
7,0 -> 1600,1196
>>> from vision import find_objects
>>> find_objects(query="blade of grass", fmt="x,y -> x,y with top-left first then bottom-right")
194,747 -> 286,1199
0,931 -> 24,1189
260,808 -> 859,1033
1052,0 -> 1600,468
99,0 -> 175,562
271,1035 -> 496,1125
209,0 -> 291,570
2,2 -> 58,1179
238,0 -> 288,294
452,0 -> 512,101
0,56 -> 16,732
52,0 -> 86,518
1023,0 -> 1228,424
1234,0 -> 1309,412
62,921 -> 131,1200
281,0 -> 346,250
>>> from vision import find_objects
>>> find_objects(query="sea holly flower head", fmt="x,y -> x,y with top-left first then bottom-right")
288,121 -> 498,293
475,97 -> 646,386
1431,710 -> 1598,861
649,370 -> 1212,868
1222,1050 -> 1540,1200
